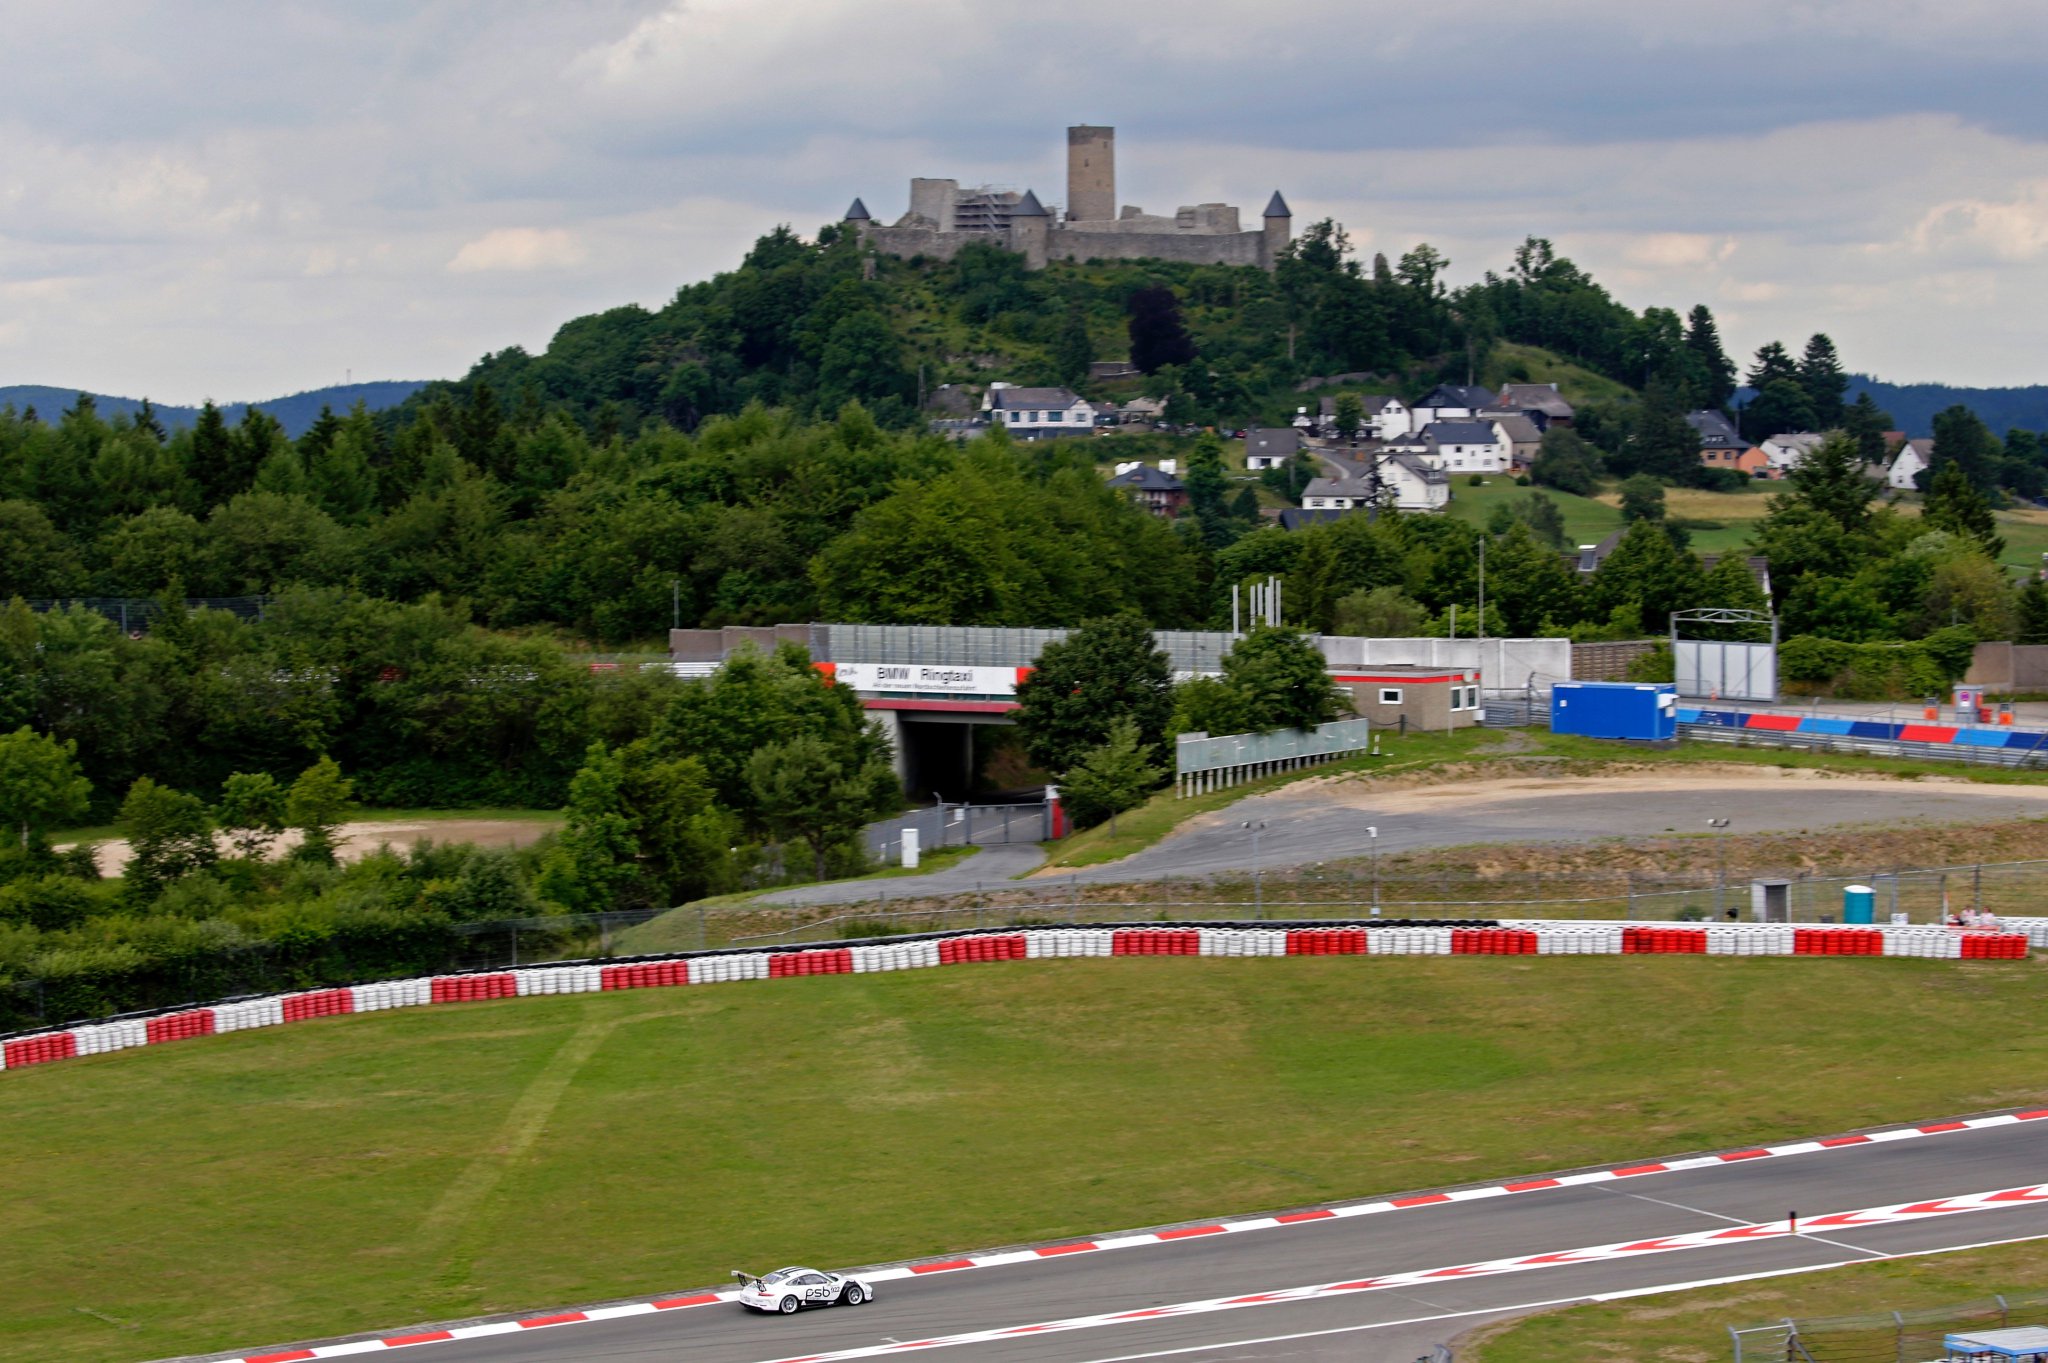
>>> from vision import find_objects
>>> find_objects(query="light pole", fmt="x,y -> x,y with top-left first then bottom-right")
1243,820 -> 1266,918
1708,817 -> 1732,919
1367,826 -> 1380,915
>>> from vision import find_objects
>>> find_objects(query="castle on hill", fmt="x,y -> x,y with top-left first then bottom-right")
844,125 -> 1291,270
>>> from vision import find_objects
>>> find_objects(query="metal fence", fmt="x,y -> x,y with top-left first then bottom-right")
1175,717 -> 1375,794
865,801 -> 1052,862
22,595 -> 273,630
1732,1290 -> 2048,1363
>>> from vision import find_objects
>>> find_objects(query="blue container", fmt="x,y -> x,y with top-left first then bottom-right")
1550,682 -> 1678,741
1843,884 -> 1875,924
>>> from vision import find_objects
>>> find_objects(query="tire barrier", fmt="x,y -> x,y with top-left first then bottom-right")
0,919 -> 2030,1077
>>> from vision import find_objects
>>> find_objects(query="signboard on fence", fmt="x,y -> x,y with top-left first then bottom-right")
826,663 -> 1022,695
1674,640 -> 1775,703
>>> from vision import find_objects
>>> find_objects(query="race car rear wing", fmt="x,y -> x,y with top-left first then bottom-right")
730,1270 -> 762,1289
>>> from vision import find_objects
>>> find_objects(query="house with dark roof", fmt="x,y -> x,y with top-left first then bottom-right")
1302,454 -> 1449,514
1278,507 -> 1355,531
982,383 -> 1095,437
1412,384 -> 1497,427
1421,419 -> 1510,474
1494,383 -> 1575,427
1686,408 -> 1767,477
1243,426 -> 1304,470
1108,461 -> 1187,516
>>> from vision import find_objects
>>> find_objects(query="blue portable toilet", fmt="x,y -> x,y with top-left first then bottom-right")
1550,682 -> 1678,741
1843,884 -> 1875,924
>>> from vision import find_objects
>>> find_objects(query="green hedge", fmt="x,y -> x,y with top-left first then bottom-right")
1777,626 -> 1978,700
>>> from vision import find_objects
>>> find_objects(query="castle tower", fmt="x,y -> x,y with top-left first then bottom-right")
1261,190 -> 1292,270
1008,188 -> 1051,268
1067,125 -> 1115,223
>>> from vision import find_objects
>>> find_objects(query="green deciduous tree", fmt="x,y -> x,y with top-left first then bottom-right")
1058,718 -> 1163,834
120,776 -> 217,898
0,726 -> 92,853
285,755 -> 355,865
1014,614 -> 1174,777
215,771 -> 287,859
1332,393 -> 1365,442
1619,474 -> 1666,523
1053,303 -> 1094,388
745,733 -> 894,881
1589,519 -> 1704,632
1219,626 -> 1345,731
1529,426 -> 1600,497
1331,585 -> 1428,637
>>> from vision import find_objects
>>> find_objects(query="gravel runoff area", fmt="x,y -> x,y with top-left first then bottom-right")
63,817 -> 561,878
1041,767 -> 2048,887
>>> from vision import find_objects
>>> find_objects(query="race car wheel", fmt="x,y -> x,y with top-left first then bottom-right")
778,1295 -> 800,1314
842,1283 -> 866,1306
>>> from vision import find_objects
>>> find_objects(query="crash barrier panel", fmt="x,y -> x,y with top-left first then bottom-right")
1,921 -> 2030,1078
1623,926 -> 1707,954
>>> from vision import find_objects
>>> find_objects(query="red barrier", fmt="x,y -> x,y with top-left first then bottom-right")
601,961 -> 691,990
1112,929 -> 1201,956
1285,929 -> 1369,955
1961,933 -> 2028,960
429,974 -> 515,1005
1794,929 -> 1883,957
1622,927 -> 1706,954
768,949 -> 853,978
939,935 -> 1027,965
3,1031 -> 77,1068
1451,928 -> 1538,956
281,989 -> 355,1022
145,1010 -> 217,1045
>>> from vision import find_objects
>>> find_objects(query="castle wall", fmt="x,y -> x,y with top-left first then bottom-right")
1046,227 -> 1268,268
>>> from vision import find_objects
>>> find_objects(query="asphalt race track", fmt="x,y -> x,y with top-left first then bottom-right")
203,1118 -> 2048,1363
1059,776 -> 2048,886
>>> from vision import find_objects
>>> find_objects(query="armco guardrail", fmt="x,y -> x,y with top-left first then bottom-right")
1176,717 -> 1374,796
2,917 -> 2037,1077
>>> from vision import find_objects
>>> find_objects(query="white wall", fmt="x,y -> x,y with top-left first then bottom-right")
1315,636 -> 1575,693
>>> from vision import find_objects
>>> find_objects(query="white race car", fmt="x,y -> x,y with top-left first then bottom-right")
732,1266 -> 876,1314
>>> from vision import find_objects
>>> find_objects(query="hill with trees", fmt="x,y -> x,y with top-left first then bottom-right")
0,381 -> 427,440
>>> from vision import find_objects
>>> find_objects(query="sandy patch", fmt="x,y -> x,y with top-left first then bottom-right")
64,817 -> 559,878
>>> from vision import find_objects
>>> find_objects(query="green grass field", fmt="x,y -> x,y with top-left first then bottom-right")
5,957 -> 2046,1363
1470,1236 -> 2048,1363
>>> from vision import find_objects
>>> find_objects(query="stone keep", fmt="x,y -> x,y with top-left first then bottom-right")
1067,124 -> 1115,223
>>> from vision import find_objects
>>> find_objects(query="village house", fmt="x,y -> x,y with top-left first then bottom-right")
1316,393 -> 1413,441
1889,437 -> 1935,490
1108,461 -> 1187,516
1687,408 -> 1767,477
1476,410 -> 1543,469
1411,383 -> 1497,427
1760,432 -> 1825,477
1421,419 -> 1511,474
1301,454 -> 1449,514
1243,426 -> 1304,470
982,383 -> 1095,436
1494,382 -> 1576,427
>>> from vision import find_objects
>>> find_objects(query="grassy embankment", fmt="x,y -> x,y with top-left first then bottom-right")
3,957 -> 2045,1363
1468,1238 -> 2048,1363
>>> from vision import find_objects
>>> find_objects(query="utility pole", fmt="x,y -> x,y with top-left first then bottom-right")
1477,536 -> 1486,641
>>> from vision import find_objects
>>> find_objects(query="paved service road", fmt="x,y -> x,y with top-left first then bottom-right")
1049,771 -> 2048,887
210,1119 -> 2048,1363
754,842 -> 1046,908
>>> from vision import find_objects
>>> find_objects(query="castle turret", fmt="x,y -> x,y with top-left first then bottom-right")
844,197 -> 871,223
1261,190 -> 1292,270
1009,188 -> 1051,269
1067,125 -> 1115,222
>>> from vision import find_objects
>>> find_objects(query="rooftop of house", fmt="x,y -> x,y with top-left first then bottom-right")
1109,464 -> 1185,491
1495,383 -> 1576,416
1418,383 -> 1497,409
1481,411 -> 1544,443
987,385 -> 1084,410
1245,426 -> 1304,454
1278,507 -> 1354,530
1424,420 -> 1502,445
1685,409 -> 1745,446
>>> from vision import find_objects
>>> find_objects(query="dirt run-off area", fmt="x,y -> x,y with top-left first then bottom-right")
63,816 -> 561,878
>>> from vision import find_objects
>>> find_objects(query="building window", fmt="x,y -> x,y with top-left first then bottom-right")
1379,688 -> 1403,705
1048,411 -> 1062,422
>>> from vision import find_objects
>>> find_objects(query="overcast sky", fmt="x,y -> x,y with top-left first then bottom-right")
8,0 -> 2048,403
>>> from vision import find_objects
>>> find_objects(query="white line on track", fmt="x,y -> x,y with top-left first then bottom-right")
748,1185 -> 2048,1363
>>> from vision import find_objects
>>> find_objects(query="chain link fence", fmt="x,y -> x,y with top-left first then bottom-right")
1732,1290 -> 2048,1363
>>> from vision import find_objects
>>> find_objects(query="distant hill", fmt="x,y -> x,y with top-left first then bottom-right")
1846,375 -> 2048,438
0,380 -> 429,439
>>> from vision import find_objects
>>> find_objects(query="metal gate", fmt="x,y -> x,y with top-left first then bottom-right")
1674,639 -> 1776,702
